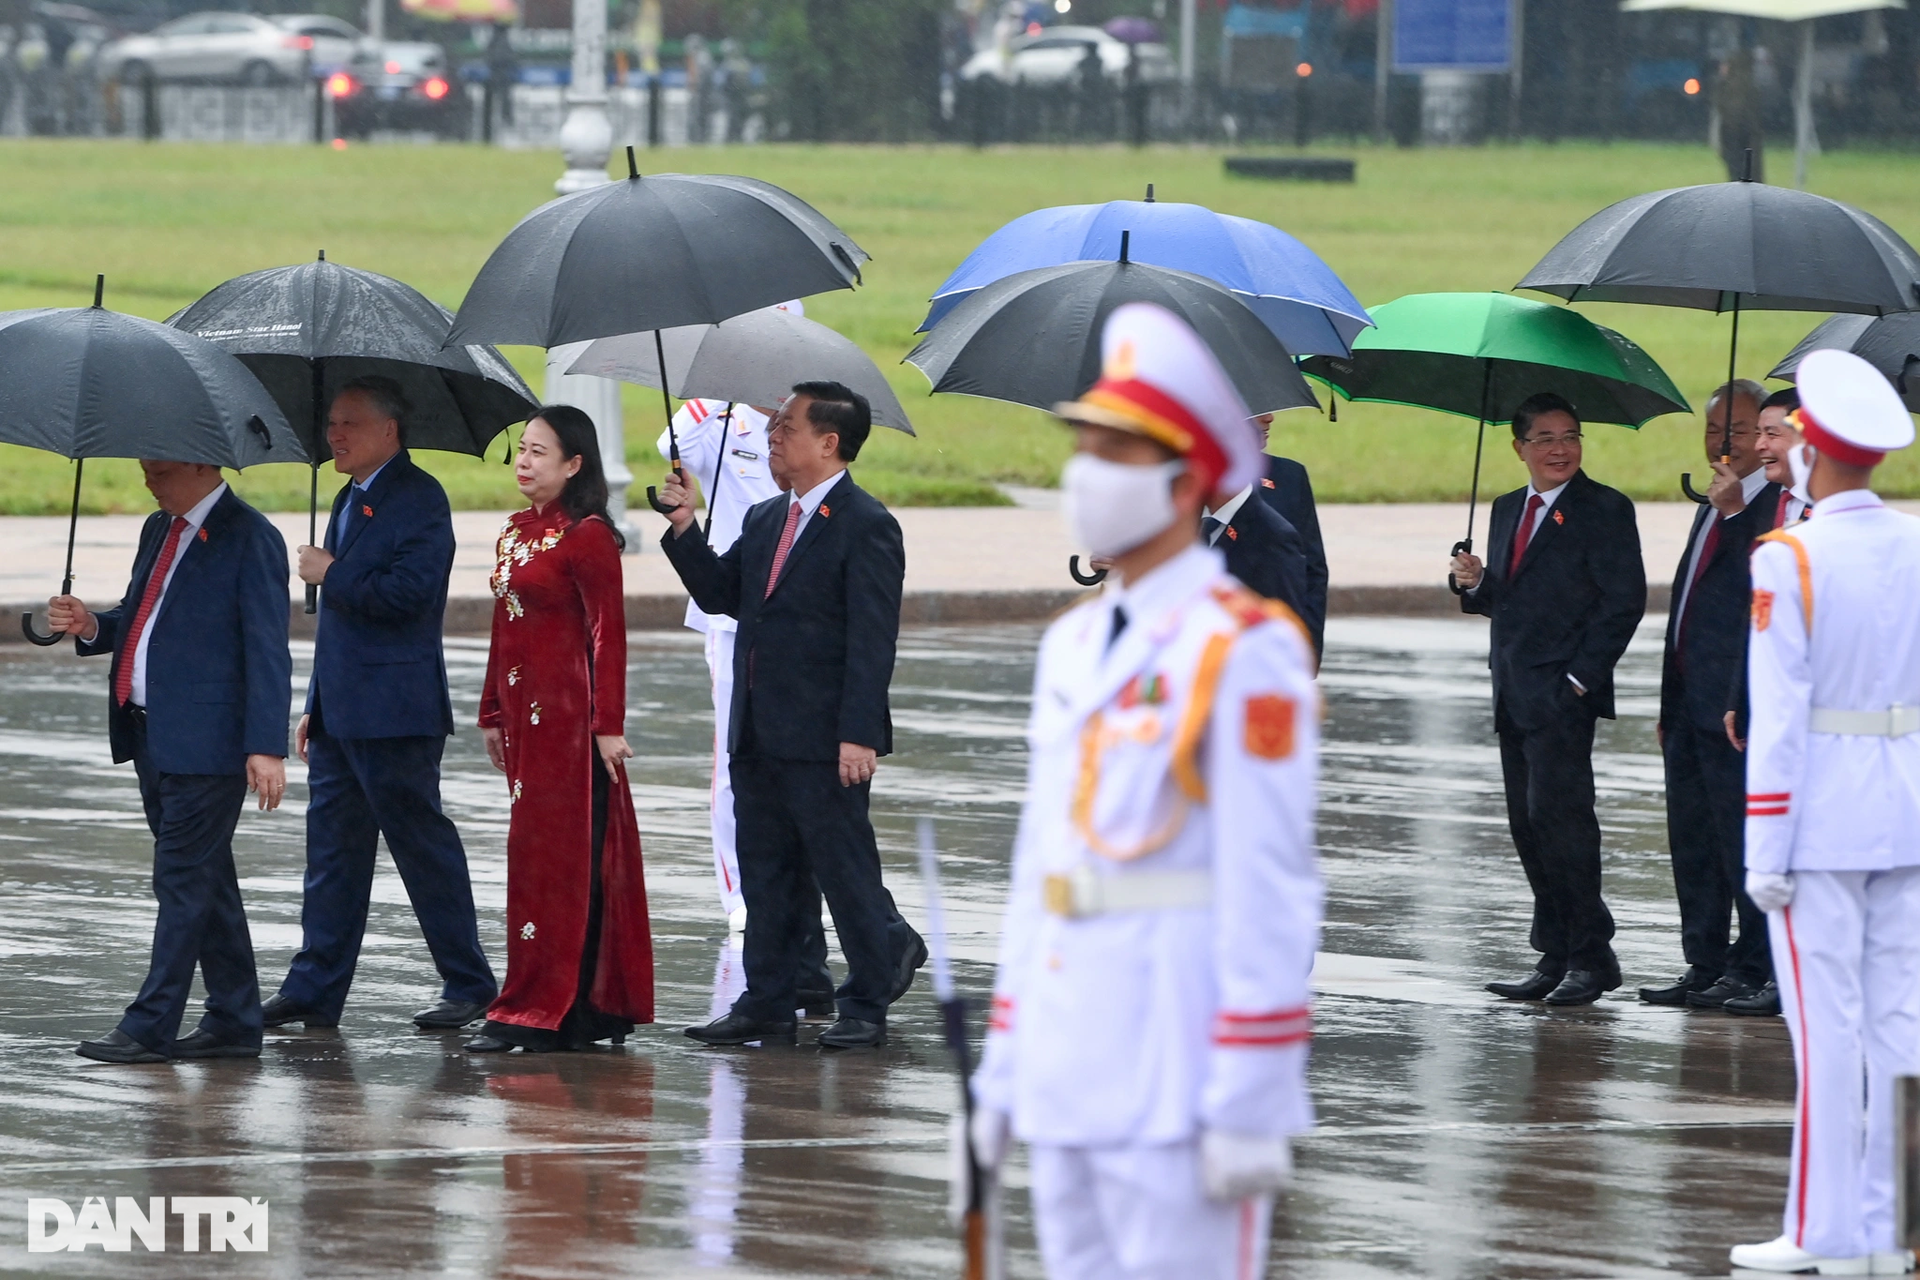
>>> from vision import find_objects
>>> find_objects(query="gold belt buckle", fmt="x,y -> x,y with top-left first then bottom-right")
1043,873 -> 1076,918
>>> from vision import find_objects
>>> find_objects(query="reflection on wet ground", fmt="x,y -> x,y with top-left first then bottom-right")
0,616 -> 1791,1277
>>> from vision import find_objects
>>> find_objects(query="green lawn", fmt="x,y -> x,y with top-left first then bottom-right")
4,137 -> 1919,514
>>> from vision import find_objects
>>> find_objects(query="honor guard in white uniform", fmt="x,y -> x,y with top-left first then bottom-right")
967,303 -> 1322,1280
660,393 -> 780,926
1731,348 -> 1920,1277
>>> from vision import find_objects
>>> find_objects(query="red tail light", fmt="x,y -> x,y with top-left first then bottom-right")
282,34 -> 313,49
421,76 -> 449,100
326,72 -> 355,97
385,60 -> 402,74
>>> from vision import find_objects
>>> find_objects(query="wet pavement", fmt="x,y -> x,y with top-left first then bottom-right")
0,615 -> 1794,1278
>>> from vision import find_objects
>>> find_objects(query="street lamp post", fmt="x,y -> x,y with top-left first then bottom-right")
546,0 -> 637,542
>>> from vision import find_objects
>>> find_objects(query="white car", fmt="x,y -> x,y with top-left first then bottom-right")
101,11 -> 363,86
959,26 -> 1173,86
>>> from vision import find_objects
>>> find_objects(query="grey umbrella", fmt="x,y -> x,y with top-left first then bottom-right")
564,307 -> 916,434
1770,312 -> 1920,411
1,277 -> 299,644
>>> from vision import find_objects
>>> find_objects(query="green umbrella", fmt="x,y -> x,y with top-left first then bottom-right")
1300,291 -> 1690,559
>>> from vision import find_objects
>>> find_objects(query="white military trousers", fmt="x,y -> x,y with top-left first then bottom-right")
1770,867 -> 1920,1258
1030,1141 -> 1272,1280
705,626 -> 745,918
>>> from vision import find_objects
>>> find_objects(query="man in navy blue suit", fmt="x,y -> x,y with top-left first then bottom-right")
1253,414 -> 1328,658
266,377 -> 496,1031
49,459 -> 292,1063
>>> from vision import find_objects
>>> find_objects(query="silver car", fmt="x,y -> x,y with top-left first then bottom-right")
960,26 -> 1174,86
101,11 -> 363,86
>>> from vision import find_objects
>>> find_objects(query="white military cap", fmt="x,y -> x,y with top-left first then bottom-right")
1053,302 -> 1263,498
1794,347 -> 1915,465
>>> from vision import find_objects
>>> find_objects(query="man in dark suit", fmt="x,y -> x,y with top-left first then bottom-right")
266,378 -> 497,1032
1202,480 -> 1312,631
1643,381 -> 1780,1011
1450,393 -> 1647,1006
661,380 -> 921,1050
1254,413 -> 1328,657
48,458 -> 292,1063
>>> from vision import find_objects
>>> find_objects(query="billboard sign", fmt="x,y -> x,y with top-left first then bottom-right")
1393,0 -> 1513,72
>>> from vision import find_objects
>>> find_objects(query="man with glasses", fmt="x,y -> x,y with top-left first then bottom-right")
1642,381 -> 1781,1013
1450,393 -> 1647,1006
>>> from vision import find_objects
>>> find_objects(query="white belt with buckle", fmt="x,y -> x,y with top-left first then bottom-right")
1809,705 -> 1920,737
1043,867 -> 1212,918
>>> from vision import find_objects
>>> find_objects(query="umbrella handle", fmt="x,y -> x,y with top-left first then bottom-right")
1680,473 -> 1711,505
1447,538 -> 1473,595
304,583 -> 318,615
1069,556 -> 1107,586
20,610 -> 61,646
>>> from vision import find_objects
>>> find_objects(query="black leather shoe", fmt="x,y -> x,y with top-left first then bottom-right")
261,993 -> 336,1029
1723,980 -> 1782,1017
796,986 -> 837,1021
1638,966 -> 1718,1006
1686,974 -> 1759,1009
171,1028 -> 261,1059
685,1012 -> 797,1046
817,1016 -> 886,1050
414,999 -> 489,1030
1486,967 -> 1564,1000
1543,967 -> 1622,1006
464,1034 -> 515,1053
75,1029 -> 168,1064
891,928 -> 928,1004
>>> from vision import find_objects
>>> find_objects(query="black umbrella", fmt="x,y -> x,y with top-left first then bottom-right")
1516,158 -> 1920,501
906,239 -> 1317,419
1771,312 -> 1920,411
2,277 -> 300,644
171,251 -> 538,612
446,148 -> 871,514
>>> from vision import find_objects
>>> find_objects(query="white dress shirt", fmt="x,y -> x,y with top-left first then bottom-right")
1202,486 -> 1254,546
783,468 -> 845,544
130,483 -> 227,708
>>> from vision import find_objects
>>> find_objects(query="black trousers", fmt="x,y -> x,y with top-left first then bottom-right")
121,718 -> 260,1053
731,753 -> 897,1024
1663,720 -> 1772,984
282,727 -> 495,1020
1496,704 -> 1617,972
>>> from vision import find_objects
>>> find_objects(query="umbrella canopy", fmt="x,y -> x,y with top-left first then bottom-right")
1770,312 -> 1920,409
1301,293 -> 1690,425
446,158 -> 871,350
171,254 -> 537,462
1104,16 -> 1163,41
906,257 -> 1318,417
564,307 -> 916,434
0,304 -> 298,468
1515,178 -> 1920,315
920,197 -> 1371,357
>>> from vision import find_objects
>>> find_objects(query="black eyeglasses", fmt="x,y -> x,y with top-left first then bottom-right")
1521,432 -> 1583,448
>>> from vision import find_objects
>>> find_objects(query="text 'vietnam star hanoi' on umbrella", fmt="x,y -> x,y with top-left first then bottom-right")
919,185 -> 1371,357
0,276 -> 299,644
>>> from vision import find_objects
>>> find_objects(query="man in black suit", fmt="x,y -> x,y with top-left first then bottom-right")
48,458 -> 292,1062
269,378 -> 497,1033
1201,480 -> 1312,632
1642,382 -> 1779,1011
1254,413 -> 1328,657
661,380 -> 921,1050
1450,393 -> 1647,1006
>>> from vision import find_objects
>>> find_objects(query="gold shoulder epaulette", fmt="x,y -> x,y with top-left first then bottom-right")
1209,582 -> 1310,648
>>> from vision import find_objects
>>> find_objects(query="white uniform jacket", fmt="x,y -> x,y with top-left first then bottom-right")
974,542 -> 1323,1147
1745,489 -> 1920,874
659,399 -> 778,633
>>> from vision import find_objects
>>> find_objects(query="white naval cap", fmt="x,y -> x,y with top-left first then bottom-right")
773,298 -> 805,318
1794,347 -> 1915,466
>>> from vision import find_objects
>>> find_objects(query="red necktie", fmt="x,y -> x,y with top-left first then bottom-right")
115,516 -> 190,708
764,501 -> 802,598
1682,515 -> 1721,625
1774,490 -> 1791,528
1508,494 -> 1544,578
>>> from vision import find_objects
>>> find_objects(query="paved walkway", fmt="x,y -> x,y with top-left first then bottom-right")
7,497 -> 1889,638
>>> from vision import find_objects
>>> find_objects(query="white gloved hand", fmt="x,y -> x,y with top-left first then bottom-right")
1746,871 -> 1796,913
949,1108 -> 1011,1227
1201,1129 -> 1293,1201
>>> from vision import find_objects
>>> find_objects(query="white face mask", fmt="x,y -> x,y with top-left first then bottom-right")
1788,442 -> 1814,493
1061,454 -> 1187,559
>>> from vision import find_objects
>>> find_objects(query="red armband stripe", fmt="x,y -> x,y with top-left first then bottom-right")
1748,792 -> 1791,802
1749,805 -> 1790,817
1214,1029 -> 1312,1047
1212,1007 -> 1311,1047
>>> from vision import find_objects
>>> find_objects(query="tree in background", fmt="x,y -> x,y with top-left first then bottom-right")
723,0 -> 943,140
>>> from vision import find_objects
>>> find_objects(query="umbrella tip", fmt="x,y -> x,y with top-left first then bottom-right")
318,248 -> 326,261
1144,183 -> 1154,202
1120,229 -> 1130,265
626,145 -> 638,180
92,274 -> 103,308
1743,148 -> 1754,182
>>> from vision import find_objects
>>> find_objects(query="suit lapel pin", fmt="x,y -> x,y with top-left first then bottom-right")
1552,510 -> 1565,525
1225,526 -> 1239,541
197,528 -> 208,542
1260,477 -> 1275,489
361,504 -> 374,519
819,504 -> 831,519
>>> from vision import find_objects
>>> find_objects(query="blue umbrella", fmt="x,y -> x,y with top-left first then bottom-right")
919,191 -> 1372,357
